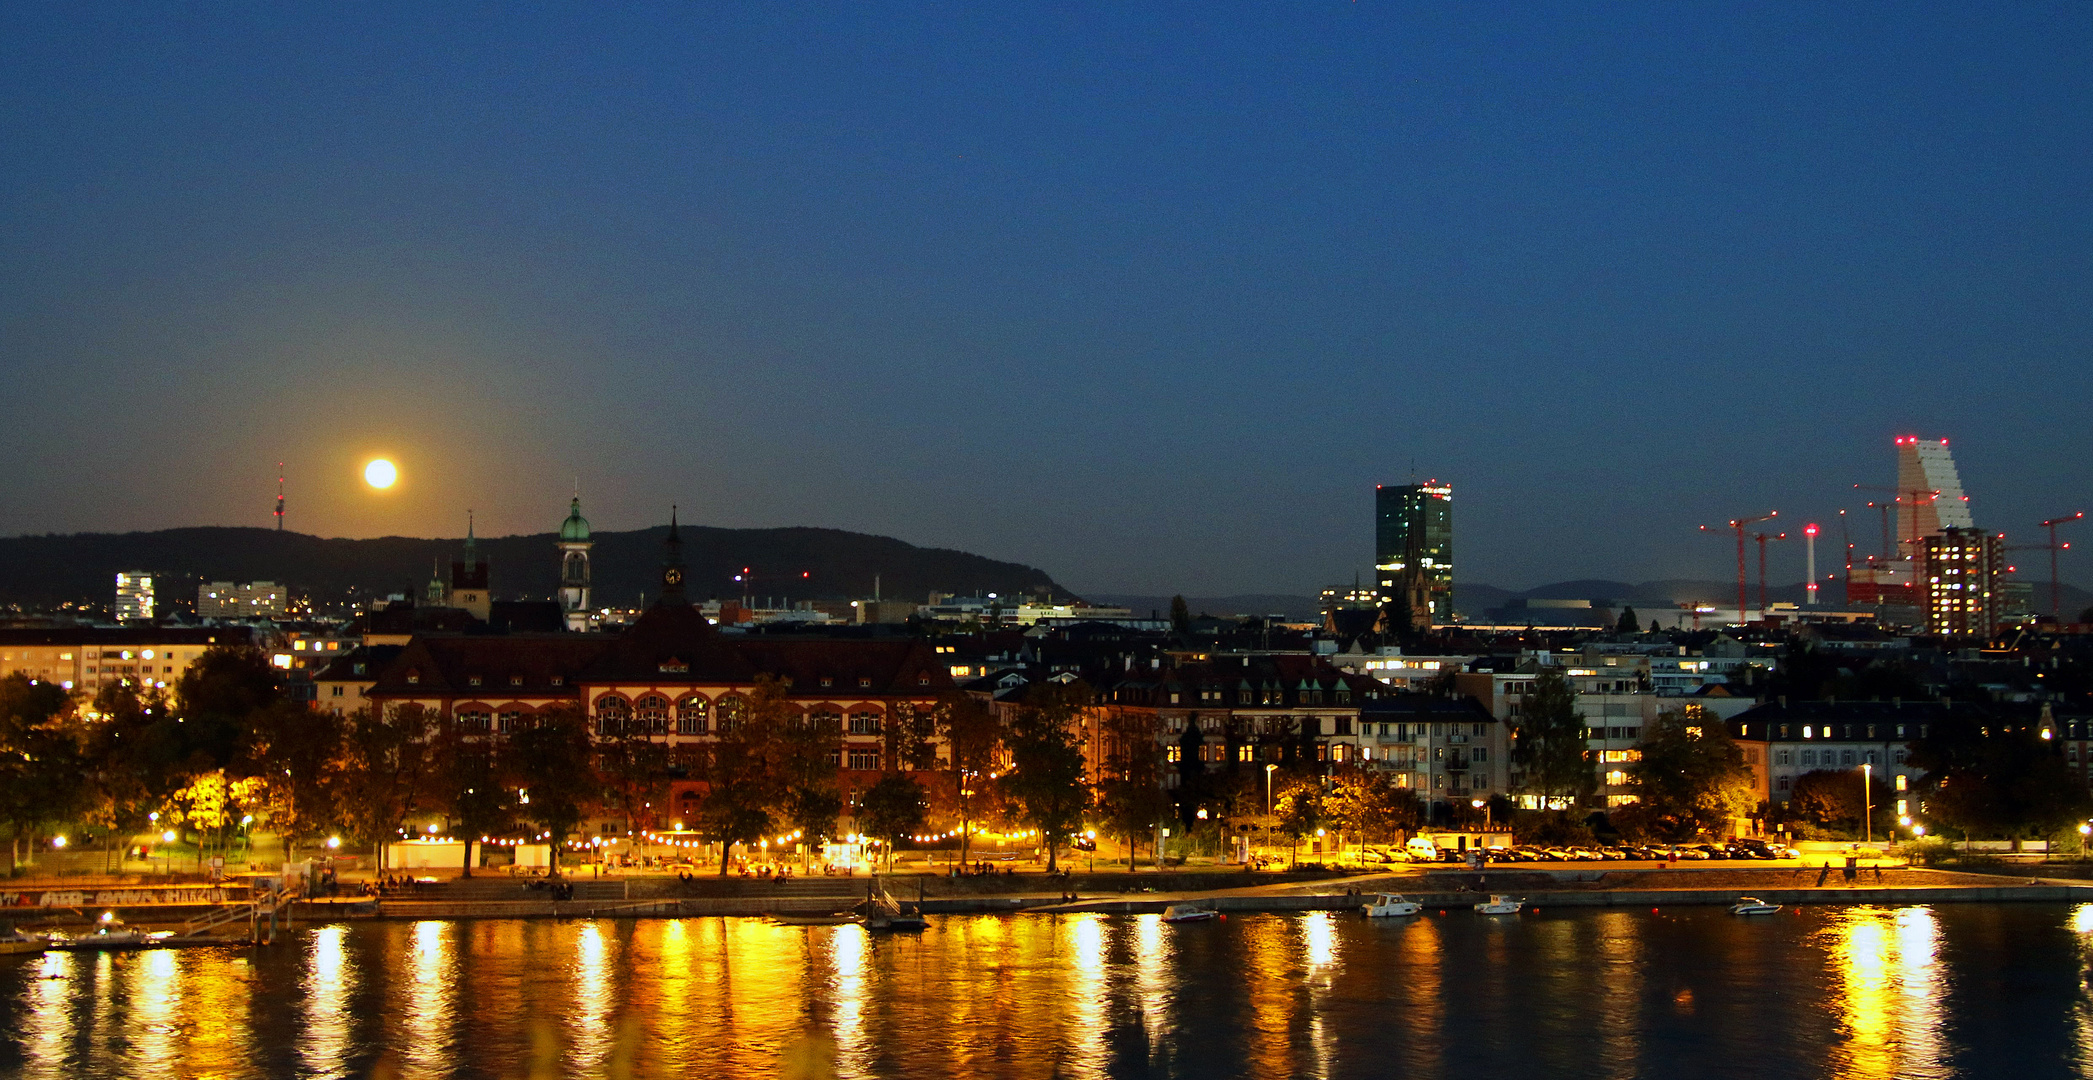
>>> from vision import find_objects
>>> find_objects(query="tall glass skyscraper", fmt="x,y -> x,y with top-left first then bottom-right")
1375,482 -> 1453,628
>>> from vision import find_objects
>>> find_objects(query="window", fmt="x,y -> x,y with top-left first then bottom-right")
1236,745 -> 1254,762
499,710 -> 521,734
849,711 -> 881,735
1776,750 -> 1791,766
459,710 -> 491,732
1801,750 -> 1816,766
717,696 -> 745,734
596,697 -> 630,735
677,697 -> 709,736
860,677 -> 873,688
1474,748 -> 1488,762
1166,746 -> 1182,763
1841,751 -> 1855,767
847,748 -> 881,771
634,695 -> 669,733
1777,776 -> 1790,792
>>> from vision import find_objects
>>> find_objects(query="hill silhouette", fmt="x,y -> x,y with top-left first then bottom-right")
0,526 -> 1067,610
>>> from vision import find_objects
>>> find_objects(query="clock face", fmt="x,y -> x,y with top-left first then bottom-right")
664,568 -> 684,586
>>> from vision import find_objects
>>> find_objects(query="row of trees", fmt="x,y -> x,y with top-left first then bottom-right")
0,648 -> 1116,878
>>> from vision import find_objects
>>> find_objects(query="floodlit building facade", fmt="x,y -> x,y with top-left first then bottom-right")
114,571 -> 154,622
198,581 -> 288,619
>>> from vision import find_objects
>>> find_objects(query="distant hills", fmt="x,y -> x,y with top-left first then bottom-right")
0,526 -> 1067,611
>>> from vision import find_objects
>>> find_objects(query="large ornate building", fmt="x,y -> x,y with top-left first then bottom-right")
332,510 -> 953,832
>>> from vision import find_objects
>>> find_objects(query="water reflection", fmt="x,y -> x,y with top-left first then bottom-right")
402,921 -> 455,1078
9,906 -> 2093,1079
300,925 -> 356,1080
1824,907 -> 1945,1080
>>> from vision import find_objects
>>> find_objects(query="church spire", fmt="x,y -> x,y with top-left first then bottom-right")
660,505 -> 686,601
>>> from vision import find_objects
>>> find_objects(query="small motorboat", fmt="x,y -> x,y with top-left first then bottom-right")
1362,894 -> 1422,918
1474,895 -> 1525,915
861,880 -> 931,933
1162,903 -> 1218,924
1729,897 -> 1782,916
0,927 -> 47,956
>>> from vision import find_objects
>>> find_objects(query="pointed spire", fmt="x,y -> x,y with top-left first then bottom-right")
660,505 -> 686,601
465,510 -> 476,552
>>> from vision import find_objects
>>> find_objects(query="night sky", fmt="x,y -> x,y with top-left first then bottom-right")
2,4 -> 2088,596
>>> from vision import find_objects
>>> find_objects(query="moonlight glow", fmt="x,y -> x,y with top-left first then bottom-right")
364,459 -> 398,489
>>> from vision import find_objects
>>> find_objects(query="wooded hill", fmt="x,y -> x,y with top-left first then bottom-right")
0,526 -> 1068,611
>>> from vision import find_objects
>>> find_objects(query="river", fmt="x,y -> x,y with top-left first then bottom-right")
4,903 -> 2092,1079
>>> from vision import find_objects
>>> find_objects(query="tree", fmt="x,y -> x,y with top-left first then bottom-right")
1094,709 -> 1170,869
1326,768 -> 1422,863
596,708 -> 671,834
696,682 -> 784,875
1908,712 -> 2091,841
80,682 -> 180,871
1621,706 -> 1755,841
1787,769 -> 1892,835
856,772 -> 927,872
1273,776 -> 1324,864
1169,595 -> 1192,635
770,681 -> 844,868
1002,683 -> 1090,872
507,705 -> 596,875
1513,670 -> 1591,806
325,704 -> 433,869
429,716 -> 514,878
936,691 -> 1003,868
1616,607 -> 1640,634
0,674 -> 83,874
234,699 -> 342,864
172,646 -> 281,774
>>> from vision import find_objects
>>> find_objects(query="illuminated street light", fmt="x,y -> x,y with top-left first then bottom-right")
51,835 -> 66,849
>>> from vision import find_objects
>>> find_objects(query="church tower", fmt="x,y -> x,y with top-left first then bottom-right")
558,496 -> 593,631
659,505 -> 687,604
449,512 -> 492,621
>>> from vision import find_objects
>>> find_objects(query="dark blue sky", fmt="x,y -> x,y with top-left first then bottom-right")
2,4 -> 2088,596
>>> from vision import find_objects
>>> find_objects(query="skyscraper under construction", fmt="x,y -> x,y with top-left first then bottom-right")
1376,481 -> 1453,630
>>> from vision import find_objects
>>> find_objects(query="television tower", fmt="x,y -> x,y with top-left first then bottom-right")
274,463 -> 285,532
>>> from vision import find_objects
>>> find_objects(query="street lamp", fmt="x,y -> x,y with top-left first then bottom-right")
1472,798 -> 1491,829
1264,763 -> 1278,867
1861,762 -> 1873,847
2080,822 -> 2090,859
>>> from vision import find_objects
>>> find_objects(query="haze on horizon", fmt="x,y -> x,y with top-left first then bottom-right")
2,4 -> 2088,597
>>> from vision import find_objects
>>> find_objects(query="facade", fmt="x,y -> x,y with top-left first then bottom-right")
1728,700 -> 1940,812
114,571 -> 155,622
1896,436 -> 1975,543
1375,482 -> 1453,629
198,581 -> 288,620
358,517 -> 955,834
0,626 -> 252,693
1919,527 -> 2003,637
558,497 -> 593,632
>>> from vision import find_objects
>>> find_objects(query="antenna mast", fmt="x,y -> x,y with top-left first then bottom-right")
274,463 -> 285,531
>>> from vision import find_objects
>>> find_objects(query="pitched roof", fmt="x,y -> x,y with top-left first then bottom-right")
369,635 -> 612,696
578,600 -> 754,683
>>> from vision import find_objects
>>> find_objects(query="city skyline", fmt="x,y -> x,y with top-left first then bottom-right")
2,5 -> 2089,597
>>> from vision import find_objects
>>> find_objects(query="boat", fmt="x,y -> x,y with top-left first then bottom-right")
0,928 -> 47,956
1729,897 -> 1782,916
768,912 -> 861,927
47,926 -> 156,951
1162,903 -> 1218,924
1362,894 -> 1422,918
862,880 -> 931,933
1473,895 -> 1524,915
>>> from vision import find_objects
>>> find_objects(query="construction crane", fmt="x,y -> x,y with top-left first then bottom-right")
1701,511 -> 1776,626
1852,484 -> 1941,563
2041,514 -> 2085,617
1752,528 -> 1788,617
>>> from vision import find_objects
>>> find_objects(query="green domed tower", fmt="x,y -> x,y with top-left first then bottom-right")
558,496 -> 592,631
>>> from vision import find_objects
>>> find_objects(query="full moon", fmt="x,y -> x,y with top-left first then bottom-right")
364,459 -> 398,489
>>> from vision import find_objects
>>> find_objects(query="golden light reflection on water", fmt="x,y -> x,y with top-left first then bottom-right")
402,921 -> 455,1078
301,926 -> 355,1080
20,951 -> 75,1079
129,948 -> 181,1076
1825,907 -> 1945,1080
1298,912 -> 1339,1080
1133,913 -> 1174,1065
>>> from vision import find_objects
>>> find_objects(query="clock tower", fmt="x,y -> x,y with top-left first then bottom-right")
557,495 -> 593,632
660,506 -> 687,603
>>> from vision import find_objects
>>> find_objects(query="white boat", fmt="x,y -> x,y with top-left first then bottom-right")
1362,894 -> 1422,918
1474,894 -> 1524,915
1729,897 -> 1782,916
47,926 -> 155,950
1162,903 -> 1218,924
0,928 -> 46,956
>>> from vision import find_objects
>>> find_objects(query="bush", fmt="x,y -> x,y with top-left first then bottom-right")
1903,837 -> 1954,866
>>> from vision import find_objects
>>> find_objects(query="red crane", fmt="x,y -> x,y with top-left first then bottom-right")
1752,528 -> 1789,617
1701,511 -> 1776,626
2038,514 -> 2084,617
